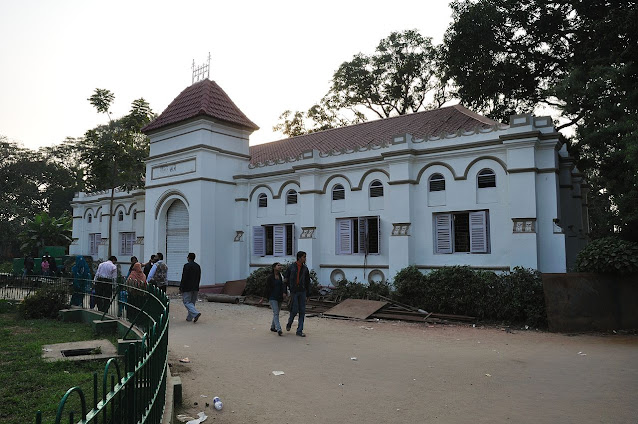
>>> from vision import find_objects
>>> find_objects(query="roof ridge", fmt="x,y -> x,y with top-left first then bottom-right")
263,105 -> 459,146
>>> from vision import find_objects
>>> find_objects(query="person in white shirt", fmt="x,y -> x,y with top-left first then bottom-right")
94,256 -> 118,312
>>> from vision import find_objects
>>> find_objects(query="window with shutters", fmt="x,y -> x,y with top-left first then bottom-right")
477,169 -> 496,188
258,193 -> 268,207
89,233 -> 101,256
252,224 -> 295,257
336,216 -> 380,255
433,211 -> 489,254
119,232 -> 135,256
332,184 -> 345,200
286,190 -> 298,205
118,211 -> 124,221
87,214 -> 92,223
429,173 -> 446,192
369,180 -> 384,197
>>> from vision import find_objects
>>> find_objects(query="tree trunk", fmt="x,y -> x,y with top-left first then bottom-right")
108,187 -> 114,258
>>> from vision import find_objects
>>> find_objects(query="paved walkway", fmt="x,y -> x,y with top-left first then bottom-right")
167,298 -> 638,424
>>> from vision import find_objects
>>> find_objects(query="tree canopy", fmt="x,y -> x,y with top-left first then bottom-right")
443,0 -> 638,240
274,29 -> 448,137
0,136 -> 82,259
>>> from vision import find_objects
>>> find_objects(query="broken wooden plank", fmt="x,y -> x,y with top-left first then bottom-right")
323,299 -> 388,320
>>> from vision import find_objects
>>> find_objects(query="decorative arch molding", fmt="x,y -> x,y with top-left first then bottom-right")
154,190 -> 190,219
274,180 -> 301,199
95,206 -> 103,217
415,162 -> 459,184
113,204 -> 127,216
462,156 -> 508,179
354,169 -> 390,190
126,202 -> 138,215
249,184 -> 275,201
83,207 -> 95,219
321,174 -> 353,194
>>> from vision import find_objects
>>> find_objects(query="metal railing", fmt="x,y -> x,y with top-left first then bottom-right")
0,275 -> 170,423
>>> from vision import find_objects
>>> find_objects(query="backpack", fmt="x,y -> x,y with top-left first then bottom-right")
153,262 -> 168,286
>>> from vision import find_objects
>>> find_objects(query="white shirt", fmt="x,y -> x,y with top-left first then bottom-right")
95,260 -> 118,279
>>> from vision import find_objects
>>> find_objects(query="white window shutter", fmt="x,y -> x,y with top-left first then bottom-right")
470,211 -> 488,253
252,226 -> 265,256
358,217 -> 367,254
120,233 -> 126,255
273,225 -> 286,257
337,219 -> 352,254
291,224 -> 296,255
435,214 -> 453,254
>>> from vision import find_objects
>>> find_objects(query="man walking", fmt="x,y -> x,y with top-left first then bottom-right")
94,256 -> 118,312
147,252 -> 168,292
179,253 -> 202,323
285,251 -> 310,337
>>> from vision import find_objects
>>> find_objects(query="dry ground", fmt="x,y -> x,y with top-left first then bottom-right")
167,297 -> 638,424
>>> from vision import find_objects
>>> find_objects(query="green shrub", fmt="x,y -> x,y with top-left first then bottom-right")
0,262 -> 12,274
19,285 -> 70,319
244,266 -> 271,297
391,265 -> 547,327
496,267 -> 546,327
575,237 -> 638,274
331,277 -> 390,300
423,266 -> 499,319
392,265 -> 427,306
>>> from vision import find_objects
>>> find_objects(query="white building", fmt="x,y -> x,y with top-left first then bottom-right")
70,79 -> 588,285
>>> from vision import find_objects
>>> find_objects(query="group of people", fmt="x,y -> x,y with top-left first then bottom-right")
261,251 -> 311,337
67,250 -> 310,336
22,253 -> 58,277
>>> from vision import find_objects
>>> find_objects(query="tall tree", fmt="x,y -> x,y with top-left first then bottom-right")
78,90 -> 154,256
0,136 -> 82,259
274,29 -> 449,137
443,0 -> 638,240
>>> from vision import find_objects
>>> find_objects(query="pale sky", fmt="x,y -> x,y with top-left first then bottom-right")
0,0 -> 455,151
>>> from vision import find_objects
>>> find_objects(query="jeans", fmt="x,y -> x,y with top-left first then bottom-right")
182,291 -> 200,321
269,299 -> 282,331
287,291 -> 306,334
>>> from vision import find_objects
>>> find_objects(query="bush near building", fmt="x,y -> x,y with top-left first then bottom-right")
575,237 -> 638,275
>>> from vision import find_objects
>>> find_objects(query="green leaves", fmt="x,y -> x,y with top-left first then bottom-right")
273,29 -> 447,137
575,237 -> 638,275
18,212 -> 72,256
443,0 -> 638,239
88,88 -> 115,117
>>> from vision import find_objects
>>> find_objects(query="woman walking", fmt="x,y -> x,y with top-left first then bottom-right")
261,262 -> 288,336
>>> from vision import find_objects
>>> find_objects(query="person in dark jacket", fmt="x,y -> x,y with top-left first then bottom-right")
260,262 -> 288,335
285,251 -> 311,337
179,252 -> 202,323
143,255 -> 156,278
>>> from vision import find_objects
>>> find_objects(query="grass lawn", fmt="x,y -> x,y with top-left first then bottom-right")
0,300 -> 121,424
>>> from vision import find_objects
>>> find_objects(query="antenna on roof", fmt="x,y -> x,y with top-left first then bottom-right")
192,52 -> 211,84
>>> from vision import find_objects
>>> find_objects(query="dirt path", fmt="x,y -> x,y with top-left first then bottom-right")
167,298 -> 638,424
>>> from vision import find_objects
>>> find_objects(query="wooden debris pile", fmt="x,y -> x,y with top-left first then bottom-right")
242,293 -> 475,324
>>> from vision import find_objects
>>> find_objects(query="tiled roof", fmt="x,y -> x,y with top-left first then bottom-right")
248,104 -> 499,164
142,79 -> 259,133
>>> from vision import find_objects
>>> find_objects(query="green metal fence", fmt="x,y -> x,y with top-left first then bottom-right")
0,275 -> 170,423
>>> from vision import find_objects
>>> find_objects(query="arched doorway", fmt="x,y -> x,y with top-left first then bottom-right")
166,200 -> 189,282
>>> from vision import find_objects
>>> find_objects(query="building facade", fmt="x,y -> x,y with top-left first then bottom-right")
70,79 -> 588,285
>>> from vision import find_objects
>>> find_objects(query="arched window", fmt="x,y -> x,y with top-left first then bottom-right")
286,189 -> 298,205
369,180 -> 384,198
429,173 -> 446,192
258,193 -> 268,208
87,214 -> 92,223
133,210 -> 137,220
477,169 -> 496,188
118,211 -> 124,221
332,184 -> 345,200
